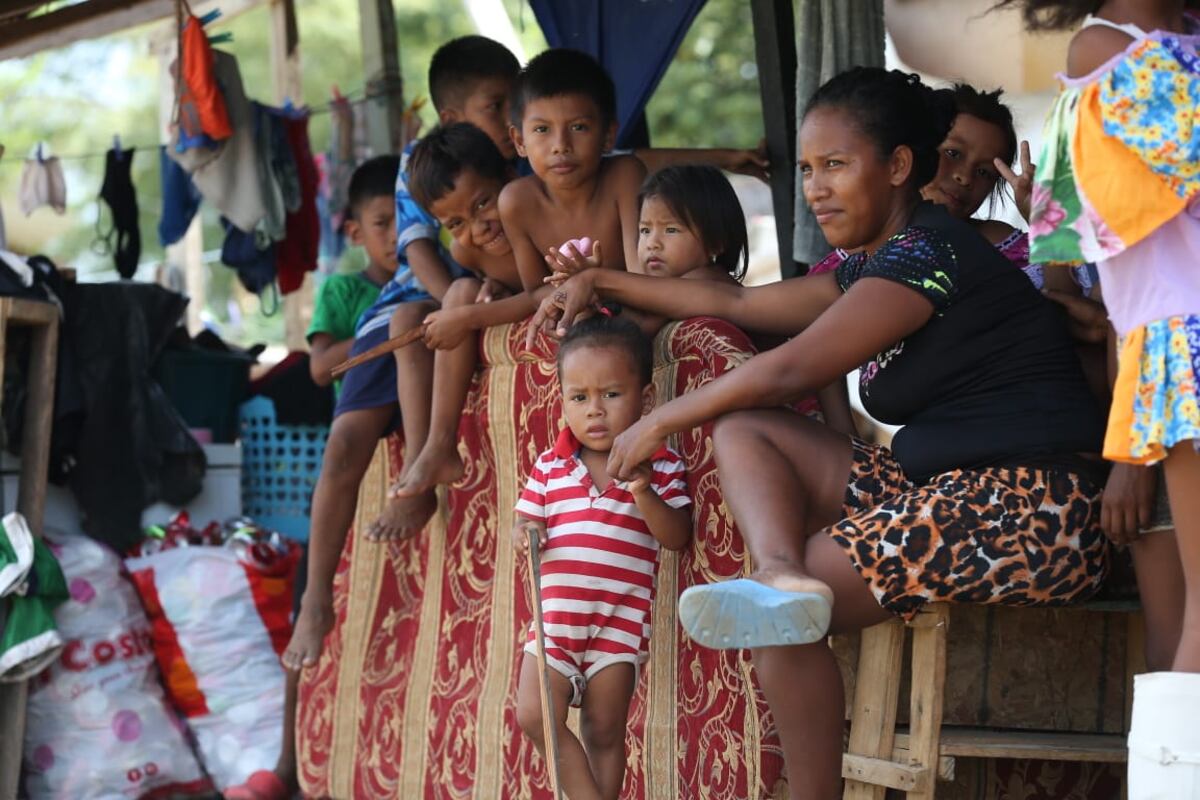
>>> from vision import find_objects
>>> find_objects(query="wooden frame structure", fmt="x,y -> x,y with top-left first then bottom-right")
0,299 -> 61,800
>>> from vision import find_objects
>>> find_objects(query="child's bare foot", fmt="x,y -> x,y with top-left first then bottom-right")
365,490 -> 437,541
391,442 -> 464,498
282,597 -> 334,671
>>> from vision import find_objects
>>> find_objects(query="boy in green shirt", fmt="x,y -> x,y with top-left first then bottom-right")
305,155 -> 399,388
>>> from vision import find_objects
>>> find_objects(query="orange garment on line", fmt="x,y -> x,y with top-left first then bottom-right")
178,15 -> 232,141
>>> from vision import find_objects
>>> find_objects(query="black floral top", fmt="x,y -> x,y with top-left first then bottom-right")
833,203 -> 1104,482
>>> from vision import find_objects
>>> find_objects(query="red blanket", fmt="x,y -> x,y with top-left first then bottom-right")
296,317 -> 787,799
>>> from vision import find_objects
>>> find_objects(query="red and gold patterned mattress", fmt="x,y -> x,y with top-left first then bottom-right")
296,316 -> 788,799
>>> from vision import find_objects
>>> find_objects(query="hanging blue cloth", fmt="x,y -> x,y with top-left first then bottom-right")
529,0 -> 708,150
158,146 -> 203,247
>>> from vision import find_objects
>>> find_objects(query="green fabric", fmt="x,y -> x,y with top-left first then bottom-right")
0,534 -> 67,682
792,0 -> 886,265
1029,89 -> 1087,266
0,511 -> 33,597
306,272 -> 383,343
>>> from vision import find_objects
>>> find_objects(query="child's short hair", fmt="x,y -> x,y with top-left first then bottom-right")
639,165 -> 749,282
512,48 -> 616,129
428,35 -> 520,113
557,314 -> 653,388
347,155 -> 400,220
407,123 -> 510,211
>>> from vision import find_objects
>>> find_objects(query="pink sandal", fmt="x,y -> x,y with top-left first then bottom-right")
223,770 -> 290,800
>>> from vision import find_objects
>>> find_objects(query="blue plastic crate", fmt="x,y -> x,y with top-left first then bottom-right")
239,396 -> 328,542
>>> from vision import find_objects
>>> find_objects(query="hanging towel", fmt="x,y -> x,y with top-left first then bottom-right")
19,146 -> 67,216
158,145 -> 203,246
97,147 -> 142,279
792,0 -> 885,265
276,113 -> 319,295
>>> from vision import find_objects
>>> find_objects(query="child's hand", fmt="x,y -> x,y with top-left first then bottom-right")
545,238 -> 602,277
512,518 -> 547,557
994,140 -> 1035,223
1101,463 -> 1157,546
719,140 -> 770,182
422,307 -> 470,350
476,277 -> 511,304
1043,288 -> 1107,343
625,462 -> 655,497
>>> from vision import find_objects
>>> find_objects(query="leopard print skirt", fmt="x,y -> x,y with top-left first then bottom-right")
828,440 -> 1110,621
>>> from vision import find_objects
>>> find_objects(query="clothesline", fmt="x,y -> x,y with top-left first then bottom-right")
0,85 -> 408,167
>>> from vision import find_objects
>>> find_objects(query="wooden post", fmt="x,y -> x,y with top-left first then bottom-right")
750,0 -> 797,279
0,299 -> 59,800
268,0 -> 302,105
843,619 -> 905,800
357,0 -> 404,155
906,604 -> 949,800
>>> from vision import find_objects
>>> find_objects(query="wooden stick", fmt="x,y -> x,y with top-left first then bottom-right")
329,324 -> 424,378
526,527 -> 565,799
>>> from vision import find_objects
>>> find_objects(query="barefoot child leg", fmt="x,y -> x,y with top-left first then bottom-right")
513,317 -> 691,799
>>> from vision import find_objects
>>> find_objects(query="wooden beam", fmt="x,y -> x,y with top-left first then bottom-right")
0,0 -> 167,61
1,0 -> 262,62
357,0 -> 404,154
750,0 -> 797,279
841,754 -> 929,793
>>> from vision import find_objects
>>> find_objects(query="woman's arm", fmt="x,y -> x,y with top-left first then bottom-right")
606,277 -> 933,477
532,268 -> 843,341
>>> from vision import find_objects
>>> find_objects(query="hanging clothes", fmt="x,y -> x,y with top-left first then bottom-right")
316,95 -> 356,270
326,94 -> 355,231
220,218 -> 277,294
275,113 -> 319,295
158,145 -> 203,247
251,104 -> 291,244
791,0 -> 885,265
97,147 -> 141,279
19,146 -> 66,216
170,51 -> 268,233
175,13 -> 233,147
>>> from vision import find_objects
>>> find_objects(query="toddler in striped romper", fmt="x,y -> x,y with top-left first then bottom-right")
512,315 -> 692,800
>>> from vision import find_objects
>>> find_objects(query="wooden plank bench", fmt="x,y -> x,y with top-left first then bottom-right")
841,600 -> 1142,799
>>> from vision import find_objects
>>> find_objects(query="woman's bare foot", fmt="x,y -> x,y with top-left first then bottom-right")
365,490 -> 437,541
282,596 -> 334,670
391,440 -> 465,498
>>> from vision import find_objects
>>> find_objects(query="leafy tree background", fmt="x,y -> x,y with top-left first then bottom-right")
0,0 -> 762,345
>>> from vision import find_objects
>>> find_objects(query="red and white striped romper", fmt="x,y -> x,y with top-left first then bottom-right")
515,428 -> 690,705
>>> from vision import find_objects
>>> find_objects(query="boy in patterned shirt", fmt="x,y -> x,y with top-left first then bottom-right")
512,315 -> 691,800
